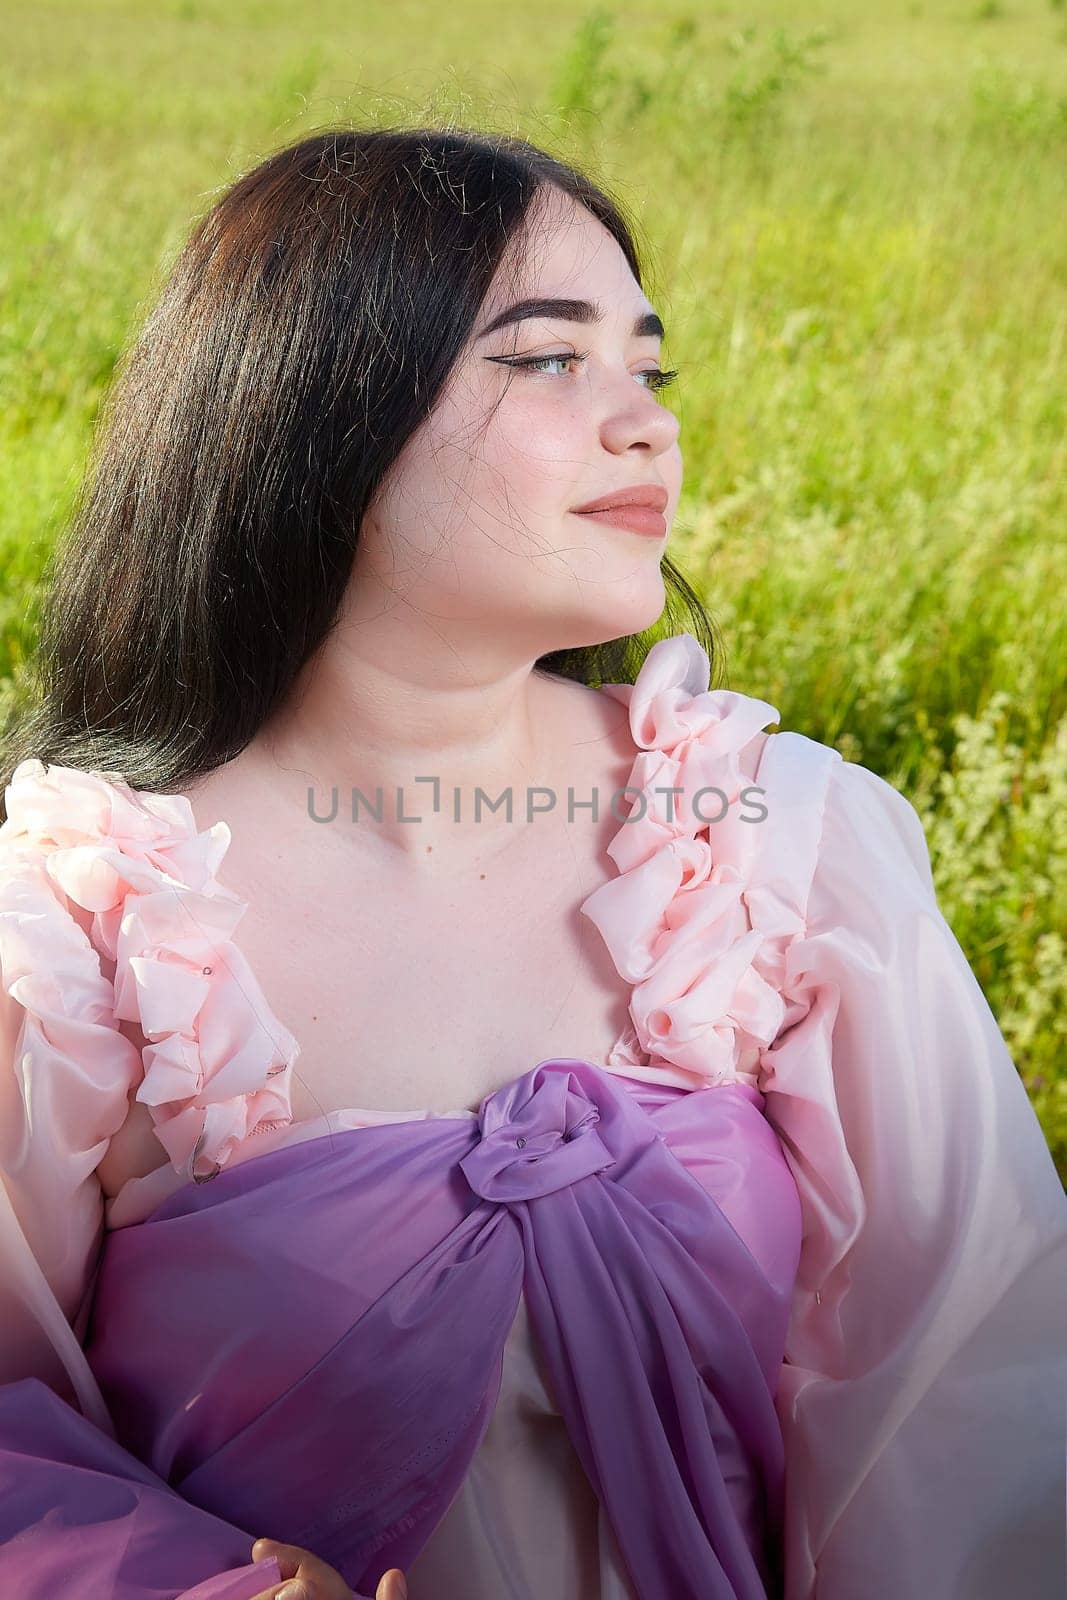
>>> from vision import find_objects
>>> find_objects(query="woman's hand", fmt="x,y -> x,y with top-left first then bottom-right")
247,1536 -> 408,1600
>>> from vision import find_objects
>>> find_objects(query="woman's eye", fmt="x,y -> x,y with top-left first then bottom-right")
518,353 -> 581,377
502,353 -> 679,391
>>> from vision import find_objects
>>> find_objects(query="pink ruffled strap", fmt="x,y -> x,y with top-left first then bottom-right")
580,634 -> 835,1093
1,759 -> 299,1182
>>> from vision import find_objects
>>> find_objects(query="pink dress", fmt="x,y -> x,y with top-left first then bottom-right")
1,631 -> 1064,1598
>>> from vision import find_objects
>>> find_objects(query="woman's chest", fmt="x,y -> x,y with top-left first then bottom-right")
97,723 -> 641,1197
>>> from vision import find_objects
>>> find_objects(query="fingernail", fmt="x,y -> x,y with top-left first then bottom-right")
277,1585 -> 306,1600
396,1575 -> 409,1600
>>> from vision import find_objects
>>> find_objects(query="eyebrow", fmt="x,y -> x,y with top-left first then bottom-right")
476,296 -> 665,342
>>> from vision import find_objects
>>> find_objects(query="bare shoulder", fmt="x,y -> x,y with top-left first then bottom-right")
533,668 -> 633,760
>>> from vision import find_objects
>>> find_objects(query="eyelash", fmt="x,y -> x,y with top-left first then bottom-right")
502,352 -> 680,391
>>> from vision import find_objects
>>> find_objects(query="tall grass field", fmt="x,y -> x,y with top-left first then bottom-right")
1,0 -> 1065,1177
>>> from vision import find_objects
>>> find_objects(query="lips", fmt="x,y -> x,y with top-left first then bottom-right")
571,483 -> 670,539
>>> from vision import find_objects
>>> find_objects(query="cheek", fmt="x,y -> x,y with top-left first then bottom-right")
501,385 -> 583,447
413,382 -> 600,537
482,400 -> 588,504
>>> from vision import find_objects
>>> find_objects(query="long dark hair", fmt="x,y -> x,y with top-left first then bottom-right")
0,125 -> 722,824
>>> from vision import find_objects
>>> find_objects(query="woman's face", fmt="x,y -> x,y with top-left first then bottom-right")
352,186 -> 684,661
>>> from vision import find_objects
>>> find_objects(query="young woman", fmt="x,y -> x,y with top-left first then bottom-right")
0,126 -> 1063,1600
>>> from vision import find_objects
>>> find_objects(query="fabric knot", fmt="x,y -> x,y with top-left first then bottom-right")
458,1061 -> 617,1204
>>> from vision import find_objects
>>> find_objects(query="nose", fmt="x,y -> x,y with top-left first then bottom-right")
458,1062 -> 617,1204
599,370 -> 680,460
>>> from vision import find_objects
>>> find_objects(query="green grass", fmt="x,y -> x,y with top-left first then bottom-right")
2,0 -> 1065,1177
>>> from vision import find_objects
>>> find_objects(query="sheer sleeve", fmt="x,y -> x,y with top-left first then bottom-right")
759,753 -> 1067,1599
0,776 -> 286,1598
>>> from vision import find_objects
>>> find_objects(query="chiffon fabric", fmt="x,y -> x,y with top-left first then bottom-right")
0,630 -> 1064,1599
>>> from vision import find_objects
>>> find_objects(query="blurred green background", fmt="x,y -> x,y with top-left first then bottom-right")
1,0 -> 1065,1176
